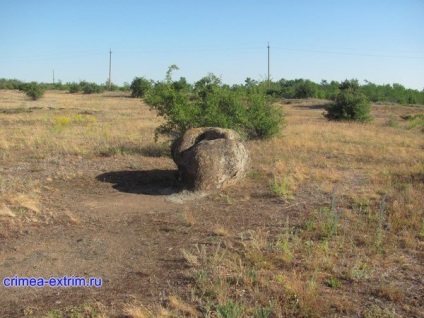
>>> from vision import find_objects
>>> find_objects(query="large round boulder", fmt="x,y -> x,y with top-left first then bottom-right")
171,127 -> 249,192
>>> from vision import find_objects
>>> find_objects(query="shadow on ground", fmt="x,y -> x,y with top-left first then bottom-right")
96,169 -> 182,195
292,103 -> 331,110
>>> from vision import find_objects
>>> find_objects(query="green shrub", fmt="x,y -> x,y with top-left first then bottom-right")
217,300 -> 245,318
246,93 -> 284,138
130,77 -> 152,98
145,67 -> 284,141
68,81 -> 107,94
401,113 -> 424,131
68,82 -> 81,93
120,82 -> 131,92
293,79 -> 318,98
0,78 -> 24,90
172,77 -> 191,92
145,81 -> 197,139
325,79 -> 371,122
80,81 -> 104,94
325,277 -> 342,289
21,82 -> 45,100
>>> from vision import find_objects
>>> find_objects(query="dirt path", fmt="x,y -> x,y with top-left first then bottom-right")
0,168 -> 202,316
0,152 -> 288,317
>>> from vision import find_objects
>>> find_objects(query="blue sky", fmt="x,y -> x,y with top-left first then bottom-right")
1,0 -> 423,89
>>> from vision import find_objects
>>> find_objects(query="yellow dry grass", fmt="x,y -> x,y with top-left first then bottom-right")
0,205 -> 15,217
212,224 -> 230,237
251,100 -> 423,205
0,90 -> 163,160
182,99 -> 423,317
168,296 -> 200,317
64,210 -> 81,225
123,303 -> 155,318
0,90 -> 165,230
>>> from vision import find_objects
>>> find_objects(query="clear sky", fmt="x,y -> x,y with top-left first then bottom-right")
1,0 -> 423,89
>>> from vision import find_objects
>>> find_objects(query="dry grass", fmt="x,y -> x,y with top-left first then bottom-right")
0,90 -> 164,234
212,224 -> 231,237
177,99 -> 423,317
64,210 -> 81,225
249,100 -> 423,247
0,90 -> 162,160
38,302 -> 108,318
123,303 -> 154,318
181,206 -> 196,227
0,205 -> 15,217
168,296 -> 200,317
1,92 -> 423,317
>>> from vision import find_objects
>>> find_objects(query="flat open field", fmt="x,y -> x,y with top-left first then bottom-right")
0,90 -> 423,317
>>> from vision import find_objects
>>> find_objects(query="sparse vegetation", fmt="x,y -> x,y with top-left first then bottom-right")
0,83 -> 422,317
51,113 -> 97,132
401,113 -> 424,130
270,175 -> 293,199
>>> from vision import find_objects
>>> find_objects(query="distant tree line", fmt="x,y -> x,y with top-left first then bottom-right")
0,78 -> 131,96
1,77 -> 423,106
133,76 -> 424,106
261,78 -> 424,105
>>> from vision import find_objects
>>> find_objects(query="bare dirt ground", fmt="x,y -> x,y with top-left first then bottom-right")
0,91 -> 423,317
0,154 -> 313,317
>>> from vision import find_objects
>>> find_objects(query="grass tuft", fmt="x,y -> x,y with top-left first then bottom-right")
168,296 -> 200,317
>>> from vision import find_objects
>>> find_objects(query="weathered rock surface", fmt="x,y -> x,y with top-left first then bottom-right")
171,127 -> 249,192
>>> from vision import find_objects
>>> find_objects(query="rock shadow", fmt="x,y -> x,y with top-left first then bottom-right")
292,103 -> 331,110
96,169 -> 182,195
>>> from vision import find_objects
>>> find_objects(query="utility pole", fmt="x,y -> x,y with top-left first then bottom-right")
53,69 -> 55,84
108,49 -> 112,90
267,42 -> 270,85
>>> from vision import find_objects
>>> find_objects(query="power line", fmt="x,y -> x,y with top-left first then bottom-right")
1,44 -> 422,63
273,46 -> 424,59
